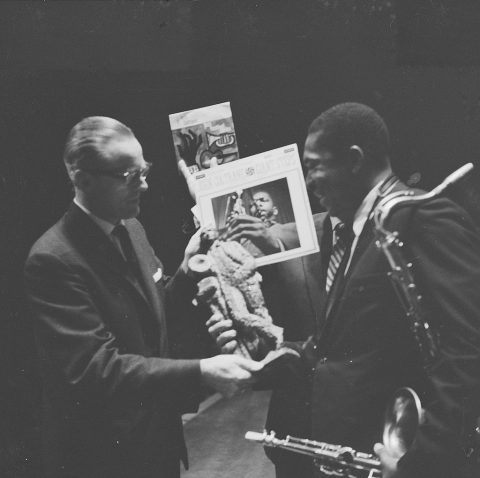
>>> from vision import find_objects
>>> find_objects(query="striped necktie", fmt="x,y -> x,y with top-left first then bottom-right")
325,222 -> 353,294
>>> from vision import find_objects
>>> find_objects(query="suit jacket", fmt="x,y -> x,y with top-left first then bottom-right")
298,182 -> 480,478
24,203 -> 201,478
259,213 -> 329,472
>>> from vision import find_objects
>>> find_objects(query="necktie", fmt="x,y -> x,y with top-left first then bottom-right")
112,225 -> 157,351
325,222 -> 354,294
112,224 -> 140,276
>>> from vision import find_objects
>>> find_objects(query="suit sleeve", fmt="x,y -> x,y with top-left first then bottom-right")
398,199 -> 480,476
25,250 -> 202,411
165,266 -> 213,361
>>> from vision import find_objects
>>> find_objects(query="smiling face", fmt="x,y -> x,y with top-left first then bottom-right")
303,129 -> 361,222
81,136 -> 149,224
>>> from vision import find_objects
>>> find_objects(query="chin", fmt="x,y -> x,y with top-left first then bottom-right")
123,205 -> 140,219
317,196 -> 330,211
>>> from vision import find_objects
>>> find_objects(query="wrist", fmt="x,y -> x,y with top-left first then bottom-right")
262,235 -> 282,254
199,358 -> 212,386
180,256 -> 189,275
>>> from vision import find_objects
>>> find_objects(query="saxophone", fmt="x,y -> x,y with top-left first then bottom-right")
373,163 -> 473,367
246,164 -> 475,477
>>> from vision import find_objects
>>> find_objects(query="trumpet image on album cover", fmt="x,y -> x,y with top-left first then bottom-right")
169,101 -> 239,174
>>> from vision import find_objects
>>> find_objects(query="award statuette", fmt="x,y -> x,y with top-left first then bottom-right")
189,229 -> 299,368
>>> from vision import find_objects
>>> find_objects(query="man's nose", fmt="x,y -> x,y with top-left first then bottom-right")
138,176 -> 149,192
306,170 -> 323,188
305,171 -> 316,190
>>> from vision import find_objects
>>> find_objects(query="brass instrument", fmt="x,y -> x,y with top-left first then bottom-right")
246,388 -> 422,478
373,163 -> 473,366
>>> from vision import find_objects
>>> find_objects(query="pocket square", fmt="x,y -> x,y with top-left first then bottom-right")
153,268 -> 163,282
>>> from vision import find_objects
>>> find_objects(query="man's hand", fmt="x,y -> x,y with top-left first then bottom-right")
223,215 -> 281,254
180,226 -> 207,274
374,443 -> 402,478
206,313 -> 238,353
200,354 -> 263,397
179,156 -> 219,203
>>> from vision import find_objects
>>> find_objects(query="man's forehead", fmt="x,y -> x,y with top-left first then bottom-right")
253,191 -> 271,200
305,128 -> 328,150
101,136 -> 144,168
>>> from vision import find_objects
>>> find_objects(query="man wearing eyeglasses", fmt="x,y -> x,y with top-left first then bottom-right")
24,116 -> 262,478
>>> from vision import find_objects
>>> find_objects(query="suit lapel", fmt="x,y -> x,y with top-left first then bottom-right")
324,176 -> 405,320
125,223 -> 165,314
343,219 -> 375,282
64,204 -> 156,316
324,218 -> 375,318
65,204 -> 130,276
124,220 -> 168,350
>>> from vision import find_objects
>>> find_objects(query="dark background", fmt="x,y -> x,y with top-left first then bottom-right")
2,1 -> 480,476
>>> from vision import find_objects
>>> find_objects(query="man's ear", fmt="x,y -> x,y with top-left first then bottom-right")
272,206 -> 279,218
348,145 -> 364,173
71,169 -> 91,191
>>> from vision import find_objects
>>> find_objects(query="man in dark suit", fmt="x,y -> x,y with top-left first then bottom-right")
24,116 -> 262,478
212,103 -> 480,477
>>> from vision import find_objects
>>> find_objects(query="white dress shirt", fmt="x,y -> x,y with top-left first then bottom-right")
343,180 -> 385,275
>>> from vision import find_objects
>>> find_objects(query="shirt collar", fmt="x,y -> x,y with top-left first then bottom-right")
330,215 -> 342,236
73,197 -> 123,236
351,180 -> 384,237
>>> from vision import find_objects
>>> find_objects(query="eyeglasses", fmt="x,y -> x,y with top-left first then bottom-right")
80,162 -> 152,185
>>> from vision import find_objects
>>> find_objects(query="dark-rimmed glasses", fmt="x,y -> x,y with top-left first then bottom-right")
80,162 -> 152,185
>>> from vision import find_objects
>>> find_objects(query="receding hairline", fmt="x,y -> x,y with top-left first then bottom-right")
63,116 -> 136,170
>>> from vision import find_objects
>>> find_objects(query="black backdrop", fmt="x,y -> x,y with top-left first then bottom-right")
2,1 -> 480,476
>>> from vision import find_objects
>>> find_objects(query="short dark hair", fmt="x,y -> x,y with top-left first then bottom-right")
63,116 -> 134,173
251,188 -> 273,199
308,103 -> 390,166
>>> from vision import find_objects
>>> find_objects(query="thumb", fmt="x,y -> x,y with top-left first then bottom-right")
210,156 -> 219,168
373,442 -> 385,458
235,356 -> 264,372
178,158 -> 188,177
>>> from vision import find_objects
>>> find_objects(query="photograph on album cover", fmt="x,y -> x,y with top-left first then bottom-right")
211,178 -> 298,258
